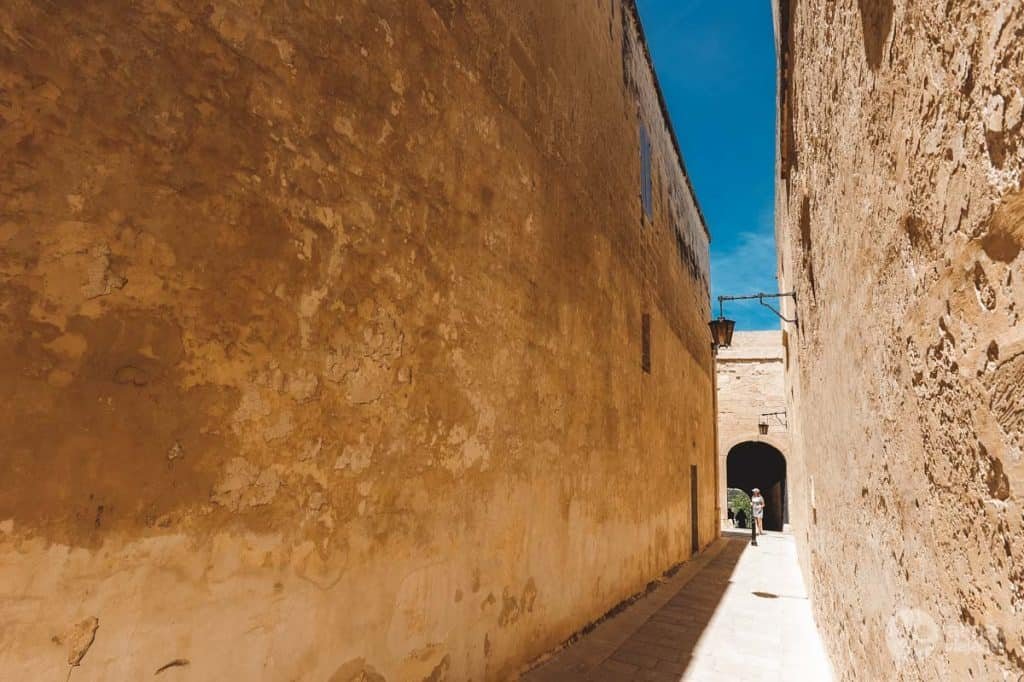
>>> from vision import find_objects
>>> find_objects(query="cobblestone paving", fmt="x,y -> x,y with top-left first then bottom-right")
522,533 -> 833,681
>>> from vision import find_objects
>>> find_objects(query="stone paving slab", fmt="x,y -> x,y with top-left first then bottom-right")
521,533 -> 833,681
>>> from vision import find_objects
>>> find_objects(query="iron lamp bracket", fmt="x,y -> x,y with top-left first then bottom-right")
717,291 -> 798,325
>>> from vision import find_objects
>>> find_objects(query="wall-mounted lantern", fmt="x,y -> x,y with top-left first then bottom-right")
708,293 -> 736,349
758,411 -> 788,434
709,316 -> 735,348
710,292 -> 798,350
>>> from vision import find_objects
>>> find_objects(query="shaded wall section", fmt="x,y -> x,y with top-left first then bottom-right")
0,1 -> 715,679
775,0 -> 1024,679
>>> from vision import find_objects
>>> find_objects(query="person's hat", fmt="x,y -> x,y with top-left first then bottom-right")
752,487 -> 760,492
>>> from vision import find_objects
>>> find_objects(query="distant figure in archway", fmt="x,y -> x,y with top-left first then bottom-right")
735,508 -> 747,529
726,443 -> 787,531
751,488 -> 765,535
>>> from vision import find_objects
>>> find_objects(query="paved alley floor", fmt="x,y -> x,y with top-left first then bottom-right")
522,532 -> 833,682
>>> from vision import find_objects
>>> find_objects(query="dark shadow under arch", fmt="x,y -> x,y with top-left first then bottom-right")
726,442 -> 788,531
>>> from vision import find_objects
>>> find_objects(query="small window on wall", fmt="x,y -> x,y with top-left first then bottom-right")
639,122 -> 653,219
641,312 -> 651,373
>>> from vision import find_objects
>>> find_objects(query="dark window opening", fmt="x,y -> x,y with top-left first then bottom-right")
640,122 -> 653,220
641,312 -> 651,373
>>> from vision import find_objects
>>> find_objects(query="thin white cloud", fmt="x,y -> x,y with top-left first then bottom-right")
710,225 -> 780,329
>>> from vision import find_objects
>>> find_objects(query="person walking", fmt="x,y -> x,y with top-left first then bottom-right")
751,488 -> 765,535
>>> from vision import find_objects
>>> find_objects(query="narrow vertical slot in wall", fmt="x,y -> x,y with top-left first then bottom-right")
642,312 -> 651,373
690,464 -> 699,553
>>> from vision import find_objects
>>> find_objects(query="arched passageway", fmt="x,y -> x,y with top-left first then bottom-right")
726,442 -> 787,531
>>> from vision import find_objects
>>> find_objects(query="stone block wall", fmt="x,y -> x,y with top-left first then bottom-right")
775,0 -> 1024,678
0,1 -> 715,679
715,331 -> 791,522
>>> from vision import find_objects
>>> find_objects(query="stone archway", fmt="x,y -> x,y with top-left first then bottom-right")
726,442 -> 787,531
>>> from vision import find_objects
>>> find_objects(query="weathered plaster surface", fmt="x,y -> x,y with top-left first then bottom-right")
0,1 -> 714,679
776,0 -> 1024,678
715,331 -> 791,519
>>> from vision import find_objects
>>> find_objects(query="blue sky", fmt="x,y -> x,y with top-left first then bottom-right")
637,0 -> 780,330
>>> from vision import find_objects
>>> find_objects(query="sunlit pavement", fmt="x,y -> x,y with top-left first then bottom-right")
522,532 -> 833,681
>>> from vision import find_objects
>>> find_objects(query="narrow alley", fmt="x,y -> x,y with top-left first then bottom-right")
524,532 -> 832,681
1,0 -> 1021,679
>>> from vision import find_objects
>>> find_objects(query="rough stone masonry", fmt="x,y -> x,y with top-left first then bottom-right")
775,0 -> 1024,679
0,1 -> 715,679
